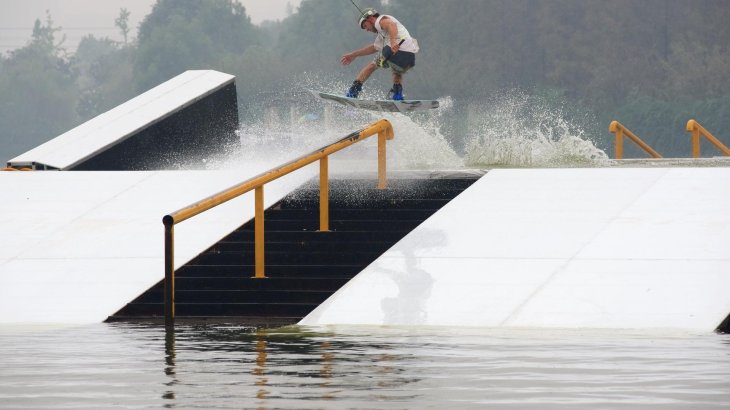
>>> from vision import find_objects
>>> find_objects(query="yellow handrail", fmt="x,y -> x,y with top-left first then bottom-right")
609,121 -> 662,159
162,118 -> 395,327
686,119 -> 730,158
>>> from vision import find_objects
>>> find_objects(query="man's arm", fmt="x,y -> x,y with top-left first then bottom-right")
340,44 -> 378,66
378,17 -> 400,53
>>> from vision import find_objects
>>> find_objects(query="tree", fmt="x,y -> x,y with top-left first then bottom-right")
0,12 -> 79,162
115,8 -> 132,45
134,0 -> 261,92
29,10 -> 67,57
276,0 -> 381,76
73,35 -> 135,118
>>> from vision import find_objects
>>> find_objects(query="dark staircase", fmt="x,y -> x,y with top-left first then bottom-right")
108,173 -> 482,325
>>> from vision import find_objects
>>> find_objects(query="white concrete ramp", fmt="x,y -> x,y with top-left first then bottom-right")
301,167 -> 730,331
0,167 -> 316,324
7,70 -> 235,170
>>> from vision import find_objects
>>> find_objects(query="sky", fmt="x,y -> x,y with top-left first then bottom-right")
0,0 -> 302,55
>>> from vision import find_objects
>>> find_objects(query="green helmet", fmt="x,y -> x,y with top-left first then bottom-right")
358,8 -> 377,28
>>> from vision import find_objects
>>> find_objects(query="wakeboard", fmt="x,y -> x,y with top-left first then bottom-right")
311,90 -> 439,113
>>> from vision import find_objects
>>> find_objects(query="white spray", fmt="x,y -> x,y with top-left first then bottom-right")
463,90 -> 610,167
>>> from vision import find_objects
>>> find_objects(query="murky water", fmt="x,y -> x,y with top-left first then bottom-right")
1,324 -> 729,409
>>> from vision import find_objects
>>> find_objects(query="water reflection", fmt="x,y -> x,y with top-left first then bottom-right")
1,323 -> 729,409
381,228 -> 446,325
319,341 -> 334,401
148,324 -> 730,409
254,334 -> 269,404
154,324 -> 424,406
163,329 -> 177,404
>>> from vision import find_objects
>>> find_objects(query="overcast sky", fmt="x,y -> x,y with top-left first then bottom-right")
0,0 -> 302,54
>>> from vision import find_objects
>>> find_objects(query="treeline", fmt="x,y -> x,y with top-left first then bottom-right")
1,0 -> 729,161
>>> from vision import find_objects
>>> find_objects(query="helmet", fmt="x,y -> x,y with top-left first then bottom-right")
358,8 -> 377,29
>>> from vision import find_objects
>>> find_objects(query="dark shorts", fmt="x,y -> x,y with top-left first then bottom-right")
380,45 -> 416,74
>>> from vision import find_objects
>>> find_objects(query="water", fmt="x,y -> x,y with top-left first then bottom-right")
1,324 -> 729,409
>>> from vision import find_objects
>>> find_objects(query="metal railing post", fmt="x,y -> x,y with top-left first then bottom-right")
378,132 -> 387,189
163,221 -> 175,327
254,186 -> 265,279
687,119 -> 730,158
319,157 -> 330,232
691,128 -> 701,158
615,128 -> 624,159
609,121 -> 662,159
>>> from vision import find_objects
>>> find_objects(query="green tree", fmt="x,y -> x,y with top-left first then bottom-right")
134,0 -> 261,92
276,0 -> 375,74
0,12 -> 79,162
73,35 -> 135,119
29,10 -> 67,57
115,8 -> 132,45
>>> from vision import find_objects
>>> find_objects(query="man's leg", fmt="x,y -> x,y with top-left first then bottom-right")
357,62 -> 378,83
388,72 -> 404,101
347,62 -> 378,98
382,46 -> 414,100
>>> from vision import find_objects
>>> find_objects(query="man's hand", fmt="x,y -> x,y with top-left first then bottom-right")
390,40 -> 400,54
340,53 -> 355,66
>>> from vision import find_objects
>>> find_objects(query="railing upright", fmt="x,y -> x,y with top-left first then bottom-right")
609,121 -> 662,159
686,119 -> 730,158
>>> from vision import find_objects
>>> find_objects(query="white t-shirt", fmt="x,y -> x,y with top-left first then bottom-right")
373,15 -> 419,53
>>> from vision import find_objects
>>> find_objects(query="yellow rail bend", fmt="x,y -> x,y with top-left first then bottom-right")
162,119 -> 395,327
686,119 -> 730,158
609,121 -> 662,159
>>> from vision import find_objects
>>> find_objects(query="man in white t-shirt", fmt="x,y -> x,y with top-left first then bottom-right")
340,8 -> 419,101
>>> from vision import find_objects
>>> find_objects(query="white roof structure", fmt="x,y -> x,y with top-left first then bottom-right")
7,70 -> 235,170
301,167 -> 730,332
0,166 -> 316,324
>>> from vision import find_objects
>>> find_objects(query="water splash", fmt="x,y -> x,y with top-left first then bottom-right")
371,96 -> 462,170
298,73 -> 463,170
463,90 -> 611,167
227,79 -> 608,172
229,71 -> 462,172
